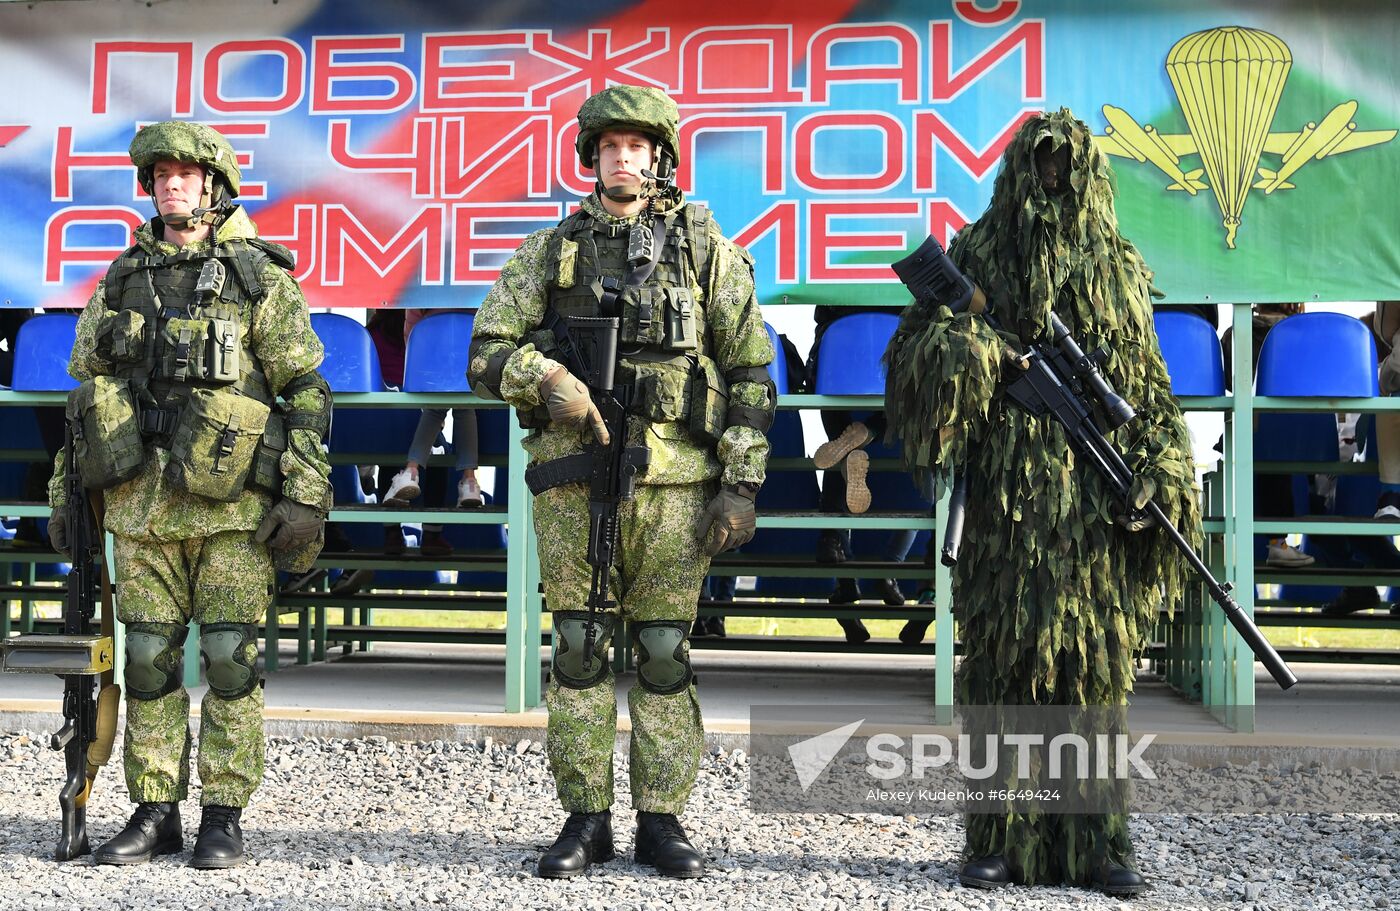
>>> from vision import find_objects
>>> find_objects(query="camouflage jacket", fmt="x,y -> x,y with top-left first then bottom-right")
49,208 -> 331,542
470,192 -> 773,487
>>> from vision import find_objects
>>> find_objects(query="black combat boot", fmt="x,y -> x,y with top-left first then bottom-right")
959,854 -> 1011,889
537,810 -> 614,878
1089,860 -> 1149,896
873,578 -> 906,606
635,812 -> 704,878
899,589 -> 935,645
94,802 -> 182,865
190,805 -> 245,869
816,531 -> 847,565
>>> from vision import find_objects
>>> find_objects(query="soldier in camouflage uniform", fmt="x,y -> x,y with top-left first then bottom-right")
47,122 -> 332,869
885,110 -> 1201,895
469,85 -> 774,879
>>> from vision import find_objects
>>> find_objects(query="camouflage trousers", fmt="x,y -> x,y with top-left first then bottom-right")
535,481 -> 713,815
113,530 -> 273,808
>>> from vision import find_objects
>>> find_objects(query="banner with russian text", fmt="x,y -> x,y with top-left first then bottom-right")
2,0 -> 1397,310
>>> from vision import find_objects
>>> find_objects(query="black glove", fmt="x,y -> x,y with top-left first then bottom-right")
1115,475 -> 1157,532
694,484 -> 758,556
48,506 -> 70,558
255,499 -> 326,552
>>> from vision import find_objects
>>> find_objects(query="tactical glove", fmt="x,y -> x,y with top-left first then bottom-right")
1115,475 -> 1157,532
255,499 -> 326,552
694,484 -> 758,556
539,366 -> 610,445
48,507 -> 70,558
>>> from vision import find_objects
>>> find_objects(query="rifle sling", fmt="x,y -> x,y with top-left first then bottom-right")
524,447 -> 651,496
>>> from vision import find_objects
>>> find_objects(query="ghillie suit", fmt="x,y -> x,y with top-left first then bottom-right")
885,109 -> 1201,886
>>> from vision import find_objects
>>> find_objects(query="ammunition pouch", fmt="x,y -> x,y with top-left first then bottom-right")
628,357 -> 692,424
96,309 -> 148,364
620,286 -> 700,353
249,410 -> 287,494
165,387 -> 270,502
688,354 -> 729,443
631,620 -> 694,695
156,315 -> 241,386
66,376 -> 145,489
124,621 -> 188,701
551,610 -> 617,689
200,622 -> 260,699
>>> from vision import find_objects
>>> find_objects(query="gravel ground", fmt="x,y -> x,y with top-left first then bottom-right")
1,730 -> 1395,911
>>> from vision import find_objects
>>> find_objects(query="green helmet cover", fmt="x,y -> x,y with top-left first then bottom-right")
575,84 -> 680,171
129,120 -> 241,197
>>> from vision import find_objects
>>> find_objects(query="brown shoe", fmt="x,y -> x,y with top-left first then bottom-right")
814,421 -> 874,470
843,450 -> 871,514
420,529 -> 454,557
383,525 -> 405,556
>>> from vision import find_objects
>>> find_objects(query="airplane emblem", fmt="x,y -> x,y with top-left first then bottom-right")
1095,26 -> 1396,249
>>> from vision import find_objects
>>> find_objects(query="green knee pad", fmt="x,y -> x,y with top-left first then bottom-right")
124,622 -> 189,701
551,611 -> 617,689
632,621 -> 694,695
200,622 -> 260,699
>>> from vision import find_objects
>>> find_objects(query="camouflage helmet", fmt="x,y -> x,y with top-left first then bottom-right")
575,85 -> 680,171
129,121 -> 241,198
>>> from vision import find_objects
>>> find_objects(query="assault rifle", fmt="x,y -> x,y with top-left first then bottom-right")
891,234 -> 1298,691
0,423 -> 121,859
525,315 -> 650,660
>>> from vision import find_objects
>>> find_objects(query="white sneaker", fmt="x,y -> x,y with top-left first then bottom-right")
1266,543 -> 1314,568
382,469 -> 420,507
457,475 -> 484,508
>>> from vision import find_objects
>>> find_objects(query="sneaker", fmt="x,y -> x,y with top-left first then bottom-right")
1265,542 -> 1315,568
457,475 -> 484,508
842,450 -> 872,514
814,421 -> 875,470
382,469 -> 420,507
1376,491 -> 1400,520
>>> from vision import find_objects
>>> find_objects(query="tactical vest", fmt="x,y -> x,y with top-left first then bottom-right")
523,203 -> 727,441
67,232 -> 293,501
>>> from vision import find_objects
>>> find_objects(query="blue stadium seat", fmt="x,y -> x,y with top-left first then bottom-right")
311,313 -> 383,393
11,314 -> 79,391
1153,311 -> 1225,396
312,313 -> 421,457
764,322 -> 788,393
813,312 -> 899,395
1256,312 -> 1378,397
401,310 -> 510,462
404,312 -> 474,393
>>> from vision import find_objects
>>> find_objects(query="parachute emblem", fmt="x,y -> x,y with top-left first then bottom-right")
1095,25 -> 1396,249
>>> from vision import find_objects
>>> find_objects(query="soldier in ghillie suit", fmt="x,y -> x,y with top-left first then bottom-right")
47,121 -> 332,868
884,109 -> 1201,895
470,85 -> 774,879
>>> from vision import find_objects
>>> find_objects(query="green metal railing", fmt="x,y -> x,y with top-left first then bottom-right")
5,301 -> 1399,728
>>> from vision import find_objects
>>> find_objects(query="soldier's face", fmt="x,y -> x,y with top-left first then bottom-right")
152,159 -> 206,217
596,131 -> 657,194
1035,139 -> 1071,195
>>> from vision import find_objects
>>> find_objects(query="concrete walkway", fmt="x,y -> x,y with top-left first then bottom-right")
4,642 -> 1398,752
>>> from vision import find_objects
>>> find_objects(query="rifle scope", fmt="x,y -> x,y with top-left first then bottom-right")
1047,313 -> 1135,430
